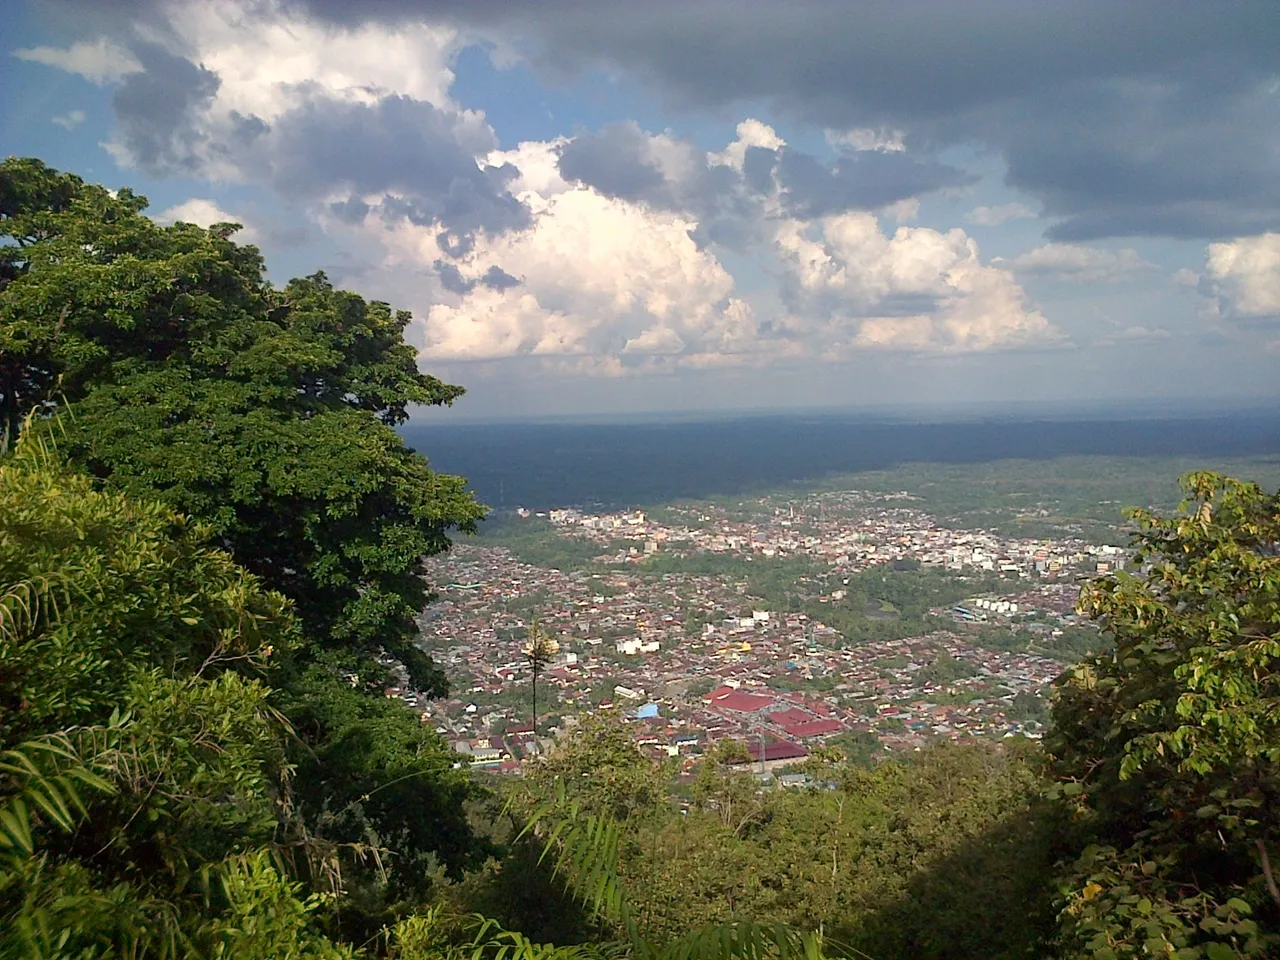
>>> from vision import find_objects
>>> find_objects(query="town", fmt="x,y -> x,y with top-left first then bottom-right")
404,488 -> 1119,774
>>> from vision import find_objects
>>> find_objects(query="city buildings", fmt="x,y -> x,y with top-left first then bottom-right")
405,486 -> 1104,770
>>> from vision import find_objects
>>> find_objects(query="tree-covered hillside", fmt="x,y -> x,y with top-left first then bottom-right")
4,159 -> 1279,959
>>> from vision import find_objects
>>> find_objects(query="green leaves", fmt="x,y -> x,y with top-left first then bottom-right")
0,735 -> 115,855
0,446 -> 295,743
0,447 -> 344,958
1049,472 -> 1280,957
1058,847 -> 1269,959
512,774 -> 834,960
0,157 -> 483,694
1,157 -> 490,951
517,779 -> 627,926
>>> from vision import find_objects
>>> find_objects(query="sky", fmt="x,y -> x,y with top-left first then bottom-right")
3,0 -> 1280,420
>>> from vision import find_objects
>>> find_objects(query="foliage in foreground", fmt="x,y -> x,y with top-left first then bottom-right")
1049,473 -> 1280,958
1,156 -> 489,937
0,440 -> 351,957
500,715 -> 1063,960
0,443 -> 830,959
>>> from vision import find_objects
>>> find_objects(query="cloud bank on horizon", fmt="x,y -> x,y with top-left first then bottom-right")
6,0 -> 1280,415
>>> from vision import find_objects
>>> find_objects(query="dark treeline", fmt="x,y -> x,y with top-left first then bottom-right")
4,159 -> 1280,960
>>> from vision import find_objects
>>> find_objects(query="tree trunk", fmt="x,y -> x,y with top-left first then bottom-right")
1254,839 -> 1274,911
1257,838 -> 1280,909
531,661 -> 539,739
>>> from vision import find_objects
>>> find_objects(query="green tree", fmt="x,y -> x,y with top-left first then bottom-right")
495,778 -> 828,960
1049,472 -> 1280,958
917,651 -> 977,686
523,622 -> 560,738
523,713 -> 670,823
0,157 -> 483,694
0,157 -> 489,937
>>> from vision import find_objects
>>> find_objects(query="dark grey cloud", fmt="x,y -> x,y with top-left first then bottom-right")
435,229 -> 475,259
982,75 -> 1280,241
30,0 -> 533,242
42,0 -> 1280,240
260,0 -> 1280,242
557,123 -> 668,203
553,123 -> 766,250
265,95 -> 531,236
328,197 -> 371,223
434,259 -> 474,294
741,147 -> 775,196
480,265 -> 521,291
110,43 -> 221,175
253,1 -> 1274,115
104,42 -> 531,241
432,259 -> 519,295
555,122 -> 970,250
771,147 -> 973,218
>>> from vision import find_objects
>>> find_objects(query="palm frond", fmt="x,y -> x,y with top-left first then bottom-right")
0,576 -> 65,647
515,779 -> 627,924
468,917 -> 617,960
0,731 -> 116,857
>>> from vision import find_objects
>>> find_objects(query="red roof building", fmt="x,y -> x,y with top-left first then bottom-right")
706,687 -> 776,713
783,719 -> 845,738
782,692 -> 832,716
744,741 -> 809,763
766,707 -> 812,727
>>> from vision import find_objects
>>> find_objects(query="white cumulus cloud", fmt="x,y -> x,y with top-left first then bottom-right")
322,145 -> 766,373
155,0 -> 462,122
774,213 -> 1063,354
156,198 -> 259,244
14,39 -> 141,83
421,187 -> 757,364
1204,232 -> 1280,321
709,119 -> 786,173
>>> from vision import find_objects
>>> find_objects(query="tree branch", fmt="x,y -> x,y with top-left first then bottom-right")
1256,837 -> 1280,910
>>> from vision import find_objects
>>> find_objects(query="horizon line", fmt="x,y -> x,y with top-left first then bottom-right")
404,396 -> 1280,428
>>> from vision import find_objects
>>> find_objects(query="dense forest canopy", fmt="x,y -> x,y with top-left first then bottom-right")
1,157 -> 482,694
1,157 -> 488,952
3,158 -> 1280,960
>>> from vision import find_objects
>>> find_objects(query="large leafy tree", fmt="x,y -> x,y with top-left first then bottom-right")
0,157 -> 483,694
1,157 -> 490,936
1050,472 -> 1280,959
